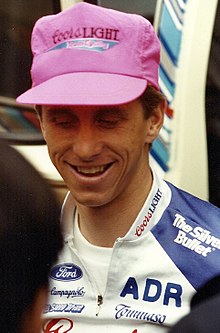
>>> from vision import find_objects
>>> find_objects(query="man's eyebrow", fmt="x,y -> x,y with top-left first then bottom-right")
45,108 -> 73,117
96,107 -> 128,116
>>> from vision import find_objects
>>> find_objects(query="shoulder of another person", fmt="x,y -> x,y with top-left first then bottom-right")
170,293 -> 220,333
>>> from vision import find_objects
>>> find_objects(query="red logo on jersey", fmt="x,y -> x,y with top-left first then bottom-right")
43,318 -> 74,333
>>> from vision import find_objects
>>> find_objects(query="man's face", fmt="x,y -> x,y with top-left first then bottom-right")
40,99 -> 159,208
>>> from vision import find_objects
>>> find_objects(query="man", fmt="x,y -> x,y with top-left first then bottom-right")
16,2 -> 220,332
0,140 -> 63,333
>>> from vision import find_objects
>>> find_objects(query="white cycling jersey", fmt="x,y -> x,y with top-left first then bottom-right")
42,170 -> 220,333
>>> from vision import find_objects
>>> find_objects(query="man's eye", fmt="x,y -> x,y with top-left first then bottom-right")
97,118 -> 119,128
51,117 -> 77,128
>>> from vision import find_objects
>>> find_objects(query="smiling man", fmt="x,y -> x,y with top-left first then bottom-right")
17,2 -> 220,333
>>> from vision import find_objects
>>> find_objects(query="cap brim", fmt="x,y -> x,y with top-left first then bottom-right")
16,72 -> 147,106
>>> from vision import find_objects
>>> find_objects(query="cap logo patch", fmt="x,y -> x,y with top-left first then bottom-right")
50,26 -> 120,52
50,38 -> 118,52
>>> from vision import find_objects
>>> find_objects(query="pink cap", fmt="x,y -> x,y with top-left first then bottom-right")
16,2 -> 160,106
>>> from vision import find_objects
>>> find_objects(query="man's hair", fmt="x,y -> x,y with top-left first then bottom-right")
140,85 -> 166,119
0,141 -> 63,333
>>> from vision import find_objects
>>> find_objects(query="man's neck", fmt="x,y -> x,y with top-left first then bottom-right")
76,169 -> 153,247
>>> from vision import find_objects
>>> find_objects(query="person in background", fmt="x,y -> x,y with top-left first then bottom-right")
169,275 -> 220,332
17,3 -> 220,332
206,0 -> 220,207
0,140 -> 63,333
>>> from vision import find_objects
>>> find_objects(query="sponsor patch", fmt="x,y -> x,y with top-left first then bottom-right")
43,318 -> 74,333
50,26 -> 120,52
120,277 -> 182,307
135,188 -> 163,237
44,303 -> 85,314
50,263 -> 83,281
50,286 -> 85,299
115,304 -> 166,324
52,27 -> 120,44
173,213 -> 219,257
50,38 -> 118,52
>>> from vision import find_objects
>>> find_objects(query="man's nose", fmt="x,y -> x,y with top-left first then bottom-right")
72,125 -> 103,160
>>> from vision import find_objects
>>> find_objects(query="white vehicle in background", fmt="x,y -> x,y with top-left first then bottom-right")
0,0 -> 219,207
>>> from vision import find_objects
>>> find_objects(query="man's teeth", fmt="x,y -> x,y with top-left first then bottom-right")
76,166 -> 105,174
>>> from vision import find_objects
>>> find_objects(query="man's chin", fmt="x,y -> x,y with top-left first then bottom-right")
72,193 -> 112,209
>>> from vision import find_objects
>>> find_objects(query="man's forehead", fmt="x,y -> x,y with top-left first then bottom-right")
41,103 -> 135,114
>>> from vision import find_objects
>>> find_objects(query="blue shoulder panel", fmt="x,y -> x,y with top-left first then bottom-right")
152,182 -> 220,290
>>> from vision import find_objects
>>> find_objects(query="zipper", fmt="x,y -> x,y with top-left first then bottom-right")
96,294 -> 103,316
68,240 -> 104,316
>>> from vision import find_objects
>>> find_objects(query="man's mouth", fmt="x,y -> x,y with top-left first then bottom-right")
73,163 -> 112,176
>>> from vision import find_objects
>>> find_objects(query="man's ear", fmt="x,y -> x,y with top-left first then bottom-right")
145,99 -> 166,144
21,287 -> 48,333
